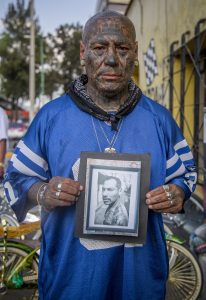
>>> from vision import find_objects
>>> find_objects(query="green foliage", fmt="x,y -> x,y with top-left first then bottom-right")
45,23 -> 83,96
7,247 -> 38,284
0,0 -> 41,99
0,0 -> 83,101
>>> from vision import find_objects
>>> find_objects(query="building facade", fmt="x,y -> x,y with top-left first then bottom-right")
96,0 -> 206,188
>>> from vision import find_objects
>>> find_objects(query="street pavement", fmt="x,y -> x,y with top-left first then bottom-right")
0,289 -> 37,300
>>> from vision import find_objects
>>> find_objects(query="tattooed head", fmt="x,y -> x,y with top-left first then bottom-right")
82,11 -> 136,44
80,11 -> 138,100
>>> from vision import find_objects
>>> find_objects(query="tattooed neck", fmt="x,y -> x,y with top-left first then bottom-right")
86,84 -> 128,112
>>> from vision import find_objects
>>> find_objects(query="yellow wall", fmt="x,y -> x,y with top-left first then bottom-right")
172,58 -> 181,126
184,61 -> 194,148
126,0 -> 205,189
127,0 -> 206,93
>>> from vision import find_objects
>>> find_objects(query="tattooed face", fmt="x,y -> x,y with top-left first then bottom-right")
80,16 -> 138,97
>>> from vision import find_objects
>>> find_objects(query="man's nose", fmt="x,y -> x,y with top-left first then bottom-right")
105,48 -> 118,66
103,189 -> 108,196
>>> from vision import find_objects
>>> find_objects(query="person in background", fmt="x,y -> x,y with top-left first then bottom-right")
0,107 -> 8,179
4,11 -> 197,300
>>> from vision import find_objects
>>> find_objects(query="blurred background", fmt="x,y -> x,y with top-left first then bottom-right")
0,0 -> 205,197
0,1 -> 206,299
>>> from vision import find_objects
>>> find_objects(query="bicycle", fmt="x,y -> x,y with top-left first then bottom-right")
163,193 -> 204,241
0,219 -> 40,299
0,182 -> 41,240
165,232 -> 203,300
163,192 -> 205,299
0,183 -> 19,228
0,220 -> 202,300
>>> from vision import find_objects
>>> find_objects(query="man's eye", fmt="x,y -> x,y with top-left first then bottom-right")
118,46 -> 129,51
94,46 -> 105,51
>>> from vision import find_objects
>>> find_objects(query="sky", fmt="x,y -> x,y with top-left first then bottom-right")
0,0 -> 98,34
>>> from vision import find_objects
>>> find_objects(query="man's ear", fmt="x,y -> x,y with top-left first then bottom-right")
80,41 -> 85,60
134,41 -> 138,59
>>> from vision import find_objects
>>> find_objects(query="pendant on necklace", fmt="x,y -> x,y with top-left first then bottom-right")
104,147 -> 116,153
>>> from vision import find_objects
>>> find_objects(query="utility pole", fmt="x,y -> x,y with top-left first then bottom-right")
40,37 -> 45,96
29,0 -> 35,122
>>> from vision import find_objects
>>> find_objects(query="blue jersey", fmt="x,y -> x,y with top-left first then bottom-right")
4,94 -> 196,300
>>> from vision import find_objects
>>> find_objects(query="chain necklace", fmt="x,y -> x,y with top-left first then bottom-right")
91,116 -> 123,153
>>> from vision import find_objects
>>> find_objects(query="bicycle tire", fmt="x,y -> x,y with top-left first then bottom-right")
0,214 -> 19,227
166,241 -> 202,300
0,244 -> 38,288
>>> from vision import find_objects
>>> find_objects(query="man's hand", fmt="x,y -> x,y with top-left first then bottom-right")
41,177 -> 83,210
28,176 -> 83,211
146,184 -> 185,214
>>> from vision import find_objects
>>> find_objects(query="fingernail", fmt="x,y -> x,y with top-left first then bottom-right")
146,199 -> 150,205
80,185 -> 83,191
146,193 -> 151,198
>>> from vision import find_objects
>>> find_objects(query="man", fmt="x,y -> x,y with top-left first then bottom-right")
4,11 -> 196,300
0,106 -> 8,179
95,176 -> 128,226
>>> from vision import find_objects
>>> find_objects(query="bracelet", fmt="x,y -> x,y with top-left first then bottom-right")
0,162 -> 4,168
36,183 -> 49,210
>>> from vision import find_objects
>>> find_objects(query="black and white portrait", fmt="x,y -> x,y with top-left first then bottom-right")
94,174 -> 130,227
83,158 -> 141,237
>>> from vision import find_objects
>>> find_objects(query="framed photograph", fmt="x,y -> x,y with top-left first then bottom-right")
75,152 -> 150,244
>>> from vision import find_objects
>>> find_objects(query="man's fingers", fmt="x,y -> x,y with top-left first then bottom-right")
146,186 -> 165,198
154,201 -> 183,214
55,191 -> 78,202
47,189 -> 78,203
146,193 -> 167,205
57,178 -> 83,191
42,176 -> 84,210
146,183 -> 184,213
147,199 -> 173,210
58,182 -> 82,196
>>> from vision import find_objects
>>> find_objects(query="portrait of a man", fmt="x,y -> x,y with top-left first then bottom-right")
82,157 -> 142,237
94,176 -> 129,226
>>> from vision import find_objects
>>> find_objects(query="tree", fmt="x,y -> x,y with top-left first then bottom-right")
0,0 -> 41,101
0,1 -> 83,104
45,23 -> 83,95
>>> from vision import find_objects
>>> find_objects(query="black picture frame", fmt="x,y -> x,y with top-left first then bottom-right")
75,152 -> 150,244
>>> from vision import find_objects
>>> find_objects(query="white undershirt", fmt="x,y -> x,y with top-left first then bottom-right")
0,107 -> 9,141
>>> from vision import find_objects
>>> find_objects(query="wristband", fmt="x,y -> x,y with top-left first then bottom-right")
36,183 -> 50,211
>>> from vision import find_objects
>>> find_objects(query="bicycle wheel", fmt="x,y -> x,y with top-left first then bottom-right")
0,214 -> 19,227
166,241 -> 202,300
0,244 -> 38,288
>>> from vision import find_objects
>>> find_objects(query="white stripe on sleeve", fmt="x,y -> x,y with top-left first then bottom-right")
11,154 -> 47,180
165,163 -> 186,182
179,151 -> 193,162
17,140 -> 48,171
166,153 -> 179,169
4,181 -> 17,206
174,139 -> 188,151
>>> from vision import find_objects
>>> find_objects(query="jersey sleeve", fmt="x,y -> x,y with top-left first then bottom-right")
3,108 -> 51,222
162,110 -> 197,200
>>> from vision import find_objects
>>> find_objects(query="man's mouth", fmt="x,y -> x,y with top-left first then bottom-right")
100,73 -> 122,80
103,198 -> 110,203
